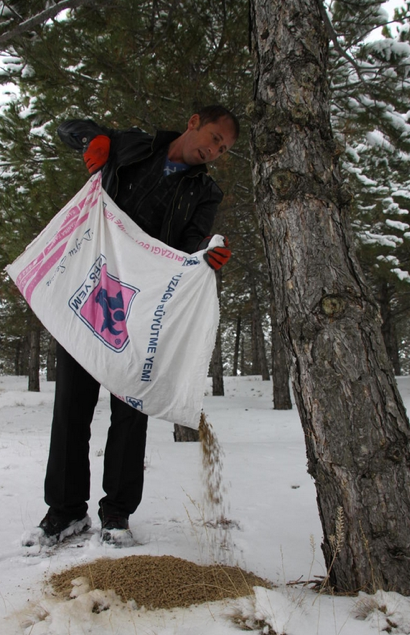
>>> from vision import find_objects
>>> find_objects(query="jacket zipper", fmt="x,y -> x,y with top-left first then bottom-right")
112,141 -> 202,244
113,138 -> 157,201
166,173 -> 199,244
166,177 -> 185,244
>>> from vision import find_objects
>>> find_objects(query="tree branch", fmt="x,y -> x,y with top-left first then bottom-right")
316,0 -> 365,80
0,0 -> 114,45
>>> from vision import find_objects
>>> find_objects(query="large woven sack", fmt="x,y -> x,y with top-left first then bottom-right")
6,173 -> 220,426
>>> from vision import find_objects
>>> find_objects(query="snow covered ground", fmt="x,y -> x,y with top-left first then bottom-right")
1,373 -> 410,634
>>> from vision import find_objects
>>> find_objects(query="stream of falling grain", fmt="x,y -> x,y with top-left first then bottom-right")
198,411 -> 235,563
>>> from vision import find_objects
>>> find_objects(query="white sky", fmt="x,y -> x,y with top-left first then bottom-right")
374,0 -> 409,38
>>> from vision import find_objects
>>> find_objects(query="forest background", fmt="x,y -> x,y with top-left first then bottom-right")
1,0 -> 410,406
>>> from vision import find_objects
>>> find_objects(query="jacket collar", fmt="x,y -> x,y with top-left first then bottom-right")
152,129 -> 208,176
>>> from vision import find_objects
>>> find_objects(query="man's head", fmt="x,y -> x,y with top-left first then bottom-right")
197,105 -> 240,141
168,105 -> 239,166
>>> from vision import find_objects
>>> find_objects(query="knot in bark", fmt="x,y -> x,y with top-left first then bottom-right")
270,169 -> 299,197
256,130 -> 285,154
386,444 -> 402,463
321,295 -> 346,319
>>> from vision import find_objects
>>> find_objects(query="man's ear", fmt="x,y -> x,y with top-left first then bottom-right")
187,113 -> 200,130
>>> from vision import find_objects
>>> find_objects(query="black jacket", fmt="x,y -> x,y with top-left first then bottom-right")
57,119 -> 224,254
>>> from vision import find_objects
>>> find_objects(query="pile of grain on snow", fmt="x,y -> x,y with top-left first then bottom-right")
50,555 -> 272,609
51,414 -> 269,610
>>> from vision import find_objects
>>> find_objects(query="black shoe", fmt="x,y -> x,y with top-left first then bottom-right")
22,510 -> 91,547
100,513 -> 134,547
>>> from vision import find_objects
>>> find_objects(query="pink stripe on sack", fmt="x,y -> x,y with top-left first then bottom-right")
23,213 -> 93,304
16,212 -> 91,292
22,243 -> 67,306
16,176 -> 102,305
15,178 -> 100,290
16,204 -> 83,289
16,213 -> 81,290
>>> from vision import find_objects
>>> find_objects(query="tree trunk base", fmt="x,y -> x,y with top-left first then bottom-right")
173,424 -> 200,442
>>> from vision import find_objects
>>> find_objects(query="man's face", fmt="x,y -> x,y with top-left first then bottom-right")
181,114 -> 237,165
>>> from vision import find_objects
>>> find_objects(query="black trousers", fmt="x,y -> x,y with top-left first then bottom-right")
45,343 -> 148,520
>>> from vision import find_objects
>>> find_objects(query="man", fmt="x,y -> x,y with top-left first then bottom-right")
24,105 -> 239,548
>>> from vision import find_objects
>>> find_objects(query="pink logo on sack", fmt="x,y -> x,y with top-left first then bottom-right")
69,255 -> 139,352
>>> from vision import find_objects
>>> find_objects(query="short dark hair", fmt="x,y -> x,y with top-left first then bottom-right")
197,105 -> 240,139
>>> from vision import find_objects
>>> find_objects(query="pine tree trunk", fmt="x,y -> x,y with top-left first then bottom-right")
14,339 -> 23,375
233,314 -> 241,376
173,424 -> 200,442
15,336 -> 29,375
251,309 -> 260,374
379,282 -> 401,376
211,270 -> 224,396
46,334 -> 57,382
28,326 -> 40,392
240,336 -> 246,376
211,325 -> 224,395
271,296 -> 292,410
251,279 -> 270,380
250,0 -> 410,594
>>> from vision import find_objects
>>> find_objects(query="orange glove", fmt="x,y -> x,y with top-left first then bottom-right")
202,236 -> 231,270
83,135 -> 111,174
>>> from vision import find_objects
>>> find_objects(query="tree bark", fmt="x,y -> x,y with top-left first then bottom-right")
271,295 -> 292,410
211,325 -> 224,395
211,270 -> 224,396
240,336 -> 246,376
18,336 -> 30,375
250,0 -> 410,594
233,314 -> 241,376
28,326 -> 40,392
15,337 -> 27,375
173,424 -> 200,442
251,305 -> 260,374
378,281 -> 401,376
46,334 -> 57,382
251,278 -> 270,380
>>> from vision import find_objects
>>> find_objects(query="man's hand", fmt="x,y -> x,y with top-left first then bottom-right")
83,135 -> 111,174
200,235 -> 232,271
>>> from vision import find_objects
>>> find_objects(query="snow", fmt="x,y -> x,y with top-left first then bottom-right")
366,130 -> 396,152
369,38 -> 410,61
391,267 -> 410,281
358,230 -> 403,247
392,188 -> 410,200
1,373 -> 410,634
385,218 -> 410,231
377,254 -> 400,264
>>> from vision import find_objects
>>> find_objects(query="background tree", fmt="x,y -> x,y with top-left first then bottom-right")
0,0 -> 262,390
2,0 -> 410,406
328,0 -> 410,372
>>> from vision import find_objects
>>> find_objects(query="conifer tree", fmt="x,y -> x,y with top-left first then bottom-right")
0,0 -> 260,385
328,0 -> 410,370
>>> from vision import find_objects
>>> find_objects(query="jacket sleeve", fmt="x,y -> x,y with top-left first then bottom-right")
57,119 -> 114,151
177,180 -> 224,254
56,119 -> 148,197
57,119 -> 145,153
